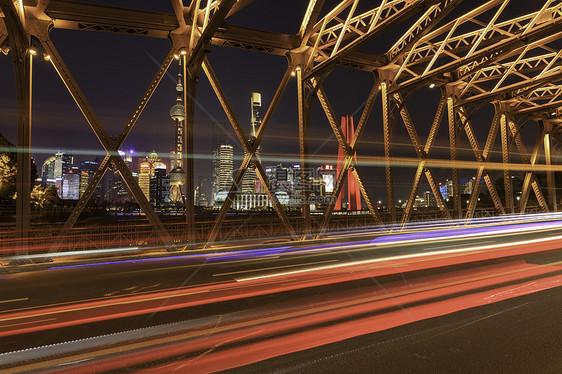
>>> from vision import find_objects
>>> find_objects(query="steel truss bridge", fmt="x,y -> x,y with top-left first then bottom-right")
2,0 -> 562,252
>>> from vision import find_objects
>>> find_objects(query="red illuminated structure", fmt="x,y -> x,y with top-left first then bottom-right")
335,115 -> 361,211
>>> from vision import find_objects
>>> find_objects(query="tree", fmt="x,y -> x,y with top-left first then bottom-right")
0,132 -> 38,202
31,185 -> 60,208
0,151 -> 16,201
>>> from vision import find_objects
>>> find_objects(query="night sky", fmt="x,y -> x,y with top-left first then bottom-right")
0,0 -> 545,201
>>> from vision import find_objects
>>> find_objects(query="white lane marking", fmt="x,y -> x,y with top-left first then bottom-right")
214,260 -> 338,277
0,298 -> 29,304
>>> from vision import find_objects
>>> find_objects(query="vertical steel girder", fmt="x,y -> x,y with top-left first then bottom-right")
297,67 -> 312,238
2,0 -> 32,253
500,113 -> 514,213
13,41 -> 32,252
183,54 -> 202,243
315,79 -> 382,236
38,32 -> 175,251
203,58 -> 296,246
543,123 -> 557,211
381,82 -> 396,223
394,93 -> 449,226
447,95 -> 461,219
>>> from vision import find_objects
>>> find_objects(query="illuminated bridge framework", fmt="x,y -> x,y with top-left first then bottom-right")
2,0 -> 562,251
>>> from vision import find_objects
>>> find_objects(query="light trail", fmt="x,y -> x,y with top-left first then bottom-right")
1,226 -> 561,339
9,216 -> 561,271
3,211 -> 562,263
11,145 -> 562,173
237,232 -> 562,282
12,259 -> 561,373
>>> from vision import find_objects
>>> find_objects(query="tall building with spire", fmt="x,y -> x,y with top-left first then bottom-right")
241,92 -> 261,193
168,58 -> 186,204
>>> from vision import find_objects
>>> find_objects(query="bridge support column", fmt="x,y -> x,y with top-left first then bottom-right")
296,65 -> 311,237
543,121 -> 557,212
446,86 -> 462,219
13,43 -> 33,257
2,1 -> 33,257
381,81 -> 395,223
500,109 -> 514,214
182,53 -> 202,244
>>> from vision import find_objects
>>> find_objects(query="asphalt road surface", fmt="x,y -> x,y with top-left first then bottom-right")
226,285 -> 562,374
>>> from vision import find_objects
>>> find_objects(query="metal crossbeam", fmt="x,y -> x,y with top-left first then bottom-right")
37,29 -> 176,250
314,79 -> 382,236
393,93 -> 450,225
394,2 -> 562,92
388,0 -> 462,63
305,0 -> 437,80
507,119 -> 549,212
202,57 -> 297,247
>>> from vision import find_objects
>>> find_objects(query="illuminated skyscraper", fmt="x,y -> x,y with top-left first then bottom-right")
42,152 -> 72,190
138,151 -> 166,199
318,164 -> 336,194
150,165 -> 170,207
218,144 -> 233,192
41,156 -> 56,187
110,150 -> 134,203
169,59 -> 186,204
79,159 -> 103,204
54,152 -> 73,180
250,92 -> 261,137
196,176 -> 209,207
61,168 -> 80,200
241,92 -> 261,194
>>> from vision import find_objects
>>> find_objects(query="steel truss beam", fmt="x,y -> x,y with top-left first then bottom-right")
457,106 -> 504,218
203,57 -> 297,247
305,0 -> 440,80
393,1 -> 562,93
388,0 -> 462,63
35,27 -> 176,251
38,1 -> 384,71
185,0 -> 236,67
313,77 -> 382,236
4,0 -> 562,245
507,119 -> 549,213
298,0 -> 325,45
392,92 -> 450,225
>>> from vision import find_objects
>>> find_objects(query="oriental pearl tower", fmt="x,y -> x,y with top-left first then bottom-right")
169,59 -> 186,204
